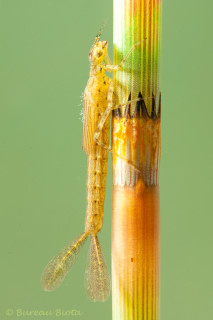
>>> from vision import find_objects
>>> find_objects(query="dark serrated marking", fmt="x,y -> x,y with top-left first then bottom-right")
151,93 -> 157,120
141,93 -> 150,119
157,93 -> 161,119
133,92 -> 142,117
112,92 -> 161,120
124,93 -> 131,119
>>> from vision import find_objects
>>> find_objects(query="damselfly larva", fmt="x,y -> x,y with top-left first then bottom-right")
41,31 -> 145,302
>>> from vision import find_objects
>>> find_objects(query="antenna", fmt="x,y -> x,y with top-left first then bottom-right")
93,20 -> 108,44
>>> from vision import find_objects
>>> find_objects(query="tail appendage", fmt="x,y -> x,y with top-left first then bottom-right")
85,235 -> 110,302
41,232 -> 88,291
41,232 -> 110,301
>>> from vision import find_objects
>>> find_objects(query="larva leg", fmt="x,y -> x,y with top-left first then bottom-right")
103,39 -> 146,73
93,81 -> 143,173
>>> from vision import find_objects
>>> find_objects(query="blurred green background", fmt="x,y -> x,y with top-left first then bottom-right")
0,0 -> 212,319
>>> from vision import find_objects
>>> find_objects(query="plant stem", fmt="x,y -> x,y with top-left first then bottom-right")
112,1 -> 162,319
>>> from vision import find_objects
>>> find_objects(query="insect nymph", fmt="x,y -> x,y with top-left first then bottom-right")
41,32 -> 142,301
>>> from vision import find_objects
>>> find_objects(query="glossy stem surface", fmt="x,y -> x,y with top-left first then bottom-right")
112,0 -> 162,319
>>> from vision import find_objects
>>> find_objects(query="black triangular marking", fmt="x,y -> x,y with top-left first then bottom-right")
134,92 -> 142,117
151,93 -> 157,119
157,93 -> 161,119
141,93 -> 149,119
124,92 -> 131,118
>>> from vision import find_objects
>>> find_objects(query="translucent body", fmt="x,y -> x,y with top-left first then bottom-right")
83,63 -> 110,234
41,38 -> 112,301
41,36 -> 141,301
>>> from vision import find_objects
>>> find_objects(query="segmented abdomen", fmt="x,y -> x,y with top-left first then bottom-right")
83,73 -> 110,234
85,144 -> 109,233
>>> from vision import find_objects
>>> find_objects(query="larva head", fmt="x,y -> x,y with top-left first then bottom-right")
89,40 -> 108,65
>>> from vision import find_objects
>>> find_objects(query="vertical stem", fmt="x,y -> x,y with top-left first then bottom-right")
112,1 -> 162,319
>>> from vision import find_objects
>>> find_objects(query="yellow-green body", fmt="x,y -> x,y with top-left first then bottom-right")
40,36 -> 140,302
83,66 -> 110,234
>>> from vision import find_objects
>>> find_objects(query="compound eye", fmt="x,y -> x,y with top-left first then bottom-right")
95,48 -> 104,58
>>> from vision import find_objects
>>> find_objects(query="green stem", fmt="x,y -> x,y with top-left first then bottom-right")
111,1 -> 162,319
